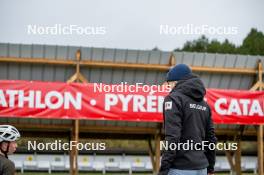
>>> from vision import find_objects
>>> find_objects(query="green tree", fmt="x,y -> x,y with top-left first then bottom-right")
177,28 -> 264,55
219,39 -> 237,54
181,35 -> 209,52
238,28 -> 264,55
207,40 -> 221,53
152,46 -> 161,51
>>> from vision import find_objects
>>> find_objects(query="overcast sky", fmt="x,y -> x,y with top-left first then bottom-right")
0,0 -> 263,51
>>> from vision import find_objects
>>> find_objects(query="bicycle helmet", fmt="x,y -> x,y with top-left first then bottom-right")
0,125 -> 20,158
0,125 -> 20,142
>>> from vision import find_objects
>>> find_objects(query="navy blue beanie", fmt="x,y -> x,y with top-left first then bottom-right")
166,64 -> 192,82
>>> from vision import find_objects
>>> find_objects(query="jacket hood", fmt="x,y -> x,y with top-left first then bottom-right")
171,74 -> 206,101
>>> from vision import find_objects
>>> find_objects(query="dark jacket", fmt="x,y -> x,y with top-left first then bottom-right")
158,75 -> 216,175
0,154 -> 15,175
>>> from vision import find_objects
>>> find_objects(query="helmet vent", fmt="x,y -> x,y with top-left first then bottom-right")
3,133 -> 11,138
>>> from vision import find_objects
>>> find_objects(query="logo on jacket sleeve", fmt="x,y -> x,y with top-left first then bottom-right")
165,101 -> 172,110
190,103 -> 207,111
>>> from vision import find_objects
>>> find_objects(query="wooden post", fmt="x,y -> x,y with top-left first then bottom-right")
169,53 -> 176,67
76,50 -> 81,76
155,134 -> 161,173
259,60 -> 263,84
225,150 -> 235,173
147,138 -> 155,172
70,120 -> 79,175
235,140 -> 241,175
69,134 -> 74,174
258,125 -> 264,175
67,50 -> 88,83
258,60 -> 263,175
68,50 -> 83,175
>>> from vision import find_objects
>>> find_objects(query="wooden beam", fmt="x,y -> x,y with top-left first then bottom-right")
82,60 -> 170,70
0,57 -> 76,65
67,73 -> 78,83
191,65 -> 257,74
250,81 -> 261,91
79,133 -> 151,140
12,123 -> 71,130
80,60 -> 257,74
20,131 -> 69,138
261,82 -> 264,89
215,128 -> 256,136
6,121 -> 259,136
6,121 -> 260,136
4,121 -> 160,135
80,125 -> 157,134
0,56 -> 258,75
78,73 -> 88,83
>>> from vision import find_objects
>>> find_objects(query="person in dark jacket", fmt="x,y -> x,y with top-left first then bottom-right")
0,125 -> 20,175
158,64 -> 216,175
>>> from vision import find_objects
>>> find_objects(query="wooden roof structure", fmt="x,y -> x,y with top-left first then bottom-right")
0,43 -> 264,175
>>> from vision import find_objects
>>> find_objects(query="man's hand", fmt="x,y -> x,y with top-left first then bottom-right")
208,173 -> 214,175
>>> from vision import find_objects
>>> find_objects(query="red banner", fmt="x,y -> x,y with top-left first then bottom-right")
0,80 -> 263,124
